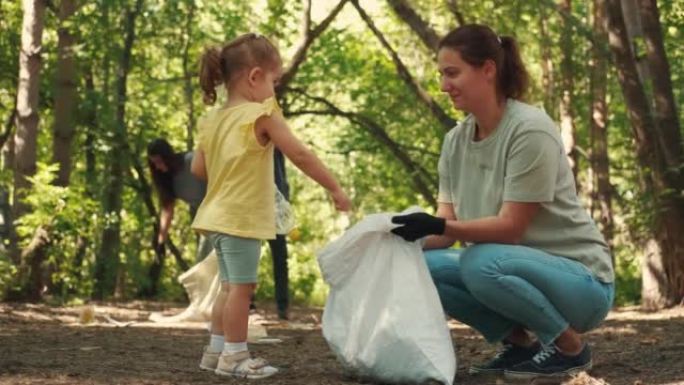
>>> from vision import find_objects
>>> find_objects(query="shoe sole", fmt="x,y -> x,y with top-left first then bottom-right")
468,367 -> 504,375
199,364 -> 216,371
214,368 -> 278,379
504,361 -> 592,381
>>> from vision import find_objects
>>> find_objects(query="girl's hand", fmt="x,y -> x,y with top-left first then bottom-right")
331,189 -> 352,212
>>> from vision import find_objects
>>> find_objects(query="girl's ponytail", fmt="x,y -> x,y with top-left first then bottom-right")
198,34 -> 281,106
499,36 -> 529,100
199,47 -> 224,105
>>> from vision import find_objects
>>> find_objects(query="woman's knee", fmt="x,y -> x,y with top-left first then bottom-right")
460,244 -> 503,283
424,249 -> 462,284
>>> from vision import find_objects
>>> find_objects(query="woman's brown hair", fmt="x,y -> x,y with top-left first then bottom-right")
199,33 -> 281,105
439,24 -> 529,100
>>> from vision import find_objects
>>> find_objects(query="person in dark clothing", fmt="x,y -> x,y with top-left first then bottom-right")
270,148 -> 291,320
147,138 -> 212,262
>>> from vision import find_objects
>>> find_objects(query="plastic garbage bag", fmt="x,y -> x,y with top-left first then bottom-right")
275,187 -> 295,235
149,251 -> 221,323
318,208 -> 456,385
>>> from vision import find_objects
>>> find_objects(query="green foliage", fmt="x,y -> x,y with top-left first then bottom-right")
16,163 -> 100,300
613,244 -> 641,306
2,0 -> 682,306
0,253 -> 18,297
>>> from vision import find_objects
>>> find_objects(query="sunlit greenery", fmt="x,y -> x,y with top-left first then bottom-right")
1,0 -> 682,306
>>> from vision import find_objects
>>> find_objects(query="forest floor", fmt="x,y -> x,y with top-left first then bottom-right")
1,301 -> 683,385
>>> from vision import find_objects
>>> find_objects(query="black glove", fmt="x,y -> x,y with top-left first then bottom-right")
391,212 -> 446,242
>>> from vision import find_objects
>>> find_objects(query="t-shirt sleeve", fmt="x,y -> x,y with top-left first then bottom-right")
503,130 -> 561,203
243,97 -> 282,149
260,97 -> 280,116
437,133 -> 453,203
249,97 -> 281,124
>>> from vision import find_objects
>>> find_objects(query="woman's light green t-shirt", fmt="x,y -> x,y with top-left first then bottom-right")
438,99 -> 614,283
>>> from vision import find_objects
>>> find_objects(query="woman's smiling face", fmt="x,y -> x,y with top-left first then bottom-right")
437,47 -> 496,113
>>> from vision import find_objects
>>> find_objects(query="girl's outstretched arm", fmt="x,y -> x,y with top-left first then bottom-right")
257,112 -> 351,211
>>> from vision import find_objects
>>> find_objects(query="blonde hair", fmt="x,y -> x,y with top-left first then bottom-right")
199,33 -> 281,105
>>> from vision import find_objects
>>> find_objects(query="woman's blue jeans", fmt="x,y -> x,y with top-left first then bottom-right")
425,244 -> 614,346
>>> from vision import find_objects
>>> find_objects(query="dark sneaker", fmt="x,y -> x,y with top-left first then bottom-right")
504,343 -> 592,380
469,342 -> 540,375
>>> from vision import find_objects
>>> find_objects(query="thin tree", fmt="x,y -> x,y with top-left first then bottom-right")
605,0 -> 684,309
181,0 -> 195,152
558,0 -> 578,183
11,0 -> 46,299
94,0 -> 144,299
351,0 -> 456,131
386,0 -> 441,52
52,0 -> 79,187
537,1 -> 556,118
589,0 -> 614,251
13,0 -> 45,221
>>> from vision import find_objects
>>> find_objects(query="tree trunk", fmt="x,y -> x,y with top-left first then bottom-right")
605,0 -> 684,309
637,0 -> 684,309
638,0 -> 682,183
275,0 -> 348,98
11,0 -> 45,287
445,0 -> 466,26
94,0 -> 143,299
182,0 -> 195,151
84,70 -> 97,195
287,87 -> 437,207
352,0 -> 456,131
558,0 -> 579,184
13,0 -> 45,220
620,0 -> 649,81
590,0 -> 614,252
22,226 -> 50,301
52,0 -> 79,187
2,118 -> 18,264
538,2 -> 556,118
386,0 -> 441,52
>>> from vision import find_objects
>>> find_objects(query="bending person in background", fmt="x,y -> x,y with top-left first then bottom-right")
148,138 -> 211,263
391,24 -> 614,381
147,138 -> 215,322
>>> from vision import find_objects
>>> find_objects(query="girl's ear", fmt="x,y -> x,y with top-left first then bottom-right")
482,59 -> 497,81
247,67 -> 263,86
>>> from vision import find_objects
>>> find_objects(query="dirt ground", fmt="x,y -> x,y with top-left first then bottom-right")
1,301 -> 683,385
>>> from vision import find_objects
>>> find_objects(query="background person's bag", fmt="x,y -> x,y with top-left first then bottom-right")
275,187 -> 295,235
317,208 -> 456,385
149,250 -> 220,323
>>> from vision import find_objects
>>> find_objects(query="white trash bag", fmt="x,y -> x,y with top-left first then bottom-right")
317,208 -> 456,385
149,251 -> 221,323
275,187 -> 295,235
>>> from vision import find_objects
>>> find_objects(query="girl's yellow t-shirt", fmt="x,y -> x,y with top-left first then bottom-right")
191,97 -> 278,240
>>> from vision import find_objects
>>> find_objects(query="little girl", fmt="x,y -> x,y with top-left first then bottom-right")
190,33 -> 351,379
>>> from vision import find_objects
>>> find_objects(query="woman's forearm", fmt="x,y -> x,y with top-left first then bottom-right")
444,215 -> 522,244
423,234 -> 457,250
